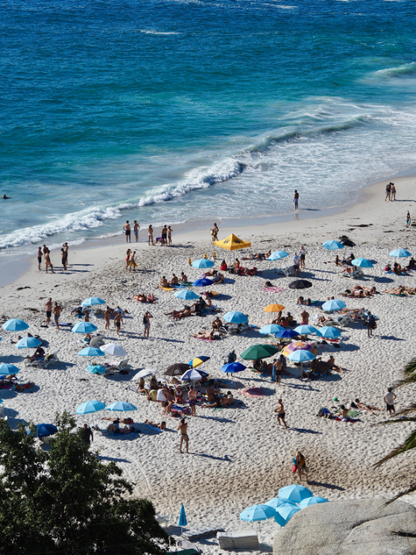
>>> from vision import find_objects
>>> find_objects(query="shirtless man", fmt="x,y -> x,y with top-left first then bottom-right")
169,274 -> 179,286
104,307 -> 111,330
161,225 -> 167,246
178,418 -> 189,453
273,358 -> 283,384
133,220 -> 140,243
188,386 -> 198,417
300,309 -> 309,325
37,247 -> 43,271
44,250 -> 54,274
123,221 -> 131,243
212,316 -> 222,331
274,398 -> 287,429
53,302 -> 62,330
325,355 -> 345,373
45,298 -> 52,325
294,190 -> 299,210
114,312 -> 122,336
160,276 -> 169,288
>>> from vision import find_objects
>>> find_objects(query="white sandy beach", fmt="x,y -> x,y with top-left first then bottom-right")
1,175 -> 416,552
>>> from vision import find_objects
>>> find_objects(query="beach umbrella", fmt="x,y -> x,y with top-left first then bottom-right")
178,504 -> 187,527
318,326 -> 342,339
322,299 -> 346,312
260,324 -> 284,335
192,259 -> 214,269
289,280 -> 312,290
2,319 -> 29,332
174,289 -> 199,301
220,362 -> 246,374
240,504 -> 276,522
298,497 -> 328,509
132,369 -> 157,380
279,484 -> 313,504
275,329 -> 299,340
389,249 -> 411,258
189,356 -> 210,368
267,251 -> 289,261
193,278 -> 213,287
263,304 -> 285,313
71,322 -> 98,333
28,423 -> 58,438
283,342 -> 318,357
165,363 -> 190,376
15,337 -> 42,349
240,344 -> 278,360
323,240 -> 344,251
76,400 -> 106,414
266,498 -> 297,510
351,258 -> 373,268
294,325 -> 319,336
214,234 -> 251,251
81,297 -> 105,307
101,344 -> 128,357
288,350 -> 316,363
223,311 -> 248,324
78,347 -> 105,357
274,504 -> 301,527
181,368 -> 209,382
0,363 -> 19,375
106,401 -> 137,411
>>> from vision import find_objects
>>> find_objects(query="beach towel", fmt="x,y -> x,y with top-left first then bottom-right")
347,410 -> 361,418
242,387 -> 265,399
87,364 -> 106,375
262,287 -> 286,293
159,286 -> 174,291
309,300 -> 324,307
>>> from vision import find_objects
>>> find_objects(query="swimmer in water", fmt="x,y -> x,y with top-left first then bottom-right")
2,194 -> 9,199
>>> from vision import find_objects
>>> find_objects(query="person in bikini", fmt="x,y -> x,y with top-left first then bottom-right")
167,226 -> 172,246
44,250 -> 54,274
145,419 -> 167,430
178,418 -> 189,453
148,225 -> 154,245
143,311 -> 153,338
354,399 -> 384,415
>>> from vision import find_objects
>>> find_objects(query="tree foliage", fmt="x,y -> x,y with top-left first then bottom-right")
0,412 -> 169,555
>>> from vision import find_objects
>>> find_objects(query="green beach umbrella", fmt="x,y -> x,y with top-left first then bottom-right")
240,344 -> 279,360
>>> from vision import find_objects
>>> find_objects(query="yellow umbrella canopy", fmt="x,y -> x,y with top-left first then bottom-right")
214,233 -> 251,251
264,304 -> 285,312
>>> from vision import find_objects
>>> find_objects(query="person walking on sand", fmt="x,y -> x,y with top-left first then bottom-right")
133,220 -> 140,243
300,245 -> 307,269
274,399 -> 287,429
210,223 -> 219,243
406,211 -> 411,228
37,247 -> 43,271
123,221 -> 131,243
125,249 -> 131,271
168,225 -> 172,246
45,298 -> 52,325
178,418 -> 189,454
188,386 -> 198,417
293,451 -> 308,483
143,311 -> 153,338
104,307 -> 111,330
384,387 -> 397,415
294,190 -> 299,210
114,311 -> 122,336
44,249 -> 54,274
53,301 -> 62,330
80,423 -> 93,446
148,225 -> 154,246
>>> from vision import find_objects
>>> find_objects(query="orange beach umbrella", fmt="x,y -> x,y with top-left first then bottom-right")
263,304 -> 285,313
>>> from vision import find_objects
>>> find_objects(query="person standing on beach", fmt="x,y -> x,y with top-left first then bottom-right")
161,225 -> 167,246
104,307 -> 111,330
80,423 -> 93,446
406,211 -> 411,227
385,183 -> 391,201
148,225 -> 154,246
61,248 -> 67,271
123,221 -> 131,243
384,387 -> 397,415
168,226 -> 172,246
188,386 -> 198,417
143,311 -> 153,338
63,242 -> 69,265
293,451 -> 308,483
274,399 -> 287,429
272,358 -> 283,384
293,252 -> 300,277
391,183 -> 396,201
300,245 -> 307,269
37,247 -> 43,271
114,312 -> 122,336
133,220 -> 140,243
53,302 -> 62,330
45,298 -> 52,325
178,418 -> 189,454
210,223 -> 219,243
44,249 -> 54,274
293,190 -> 299,210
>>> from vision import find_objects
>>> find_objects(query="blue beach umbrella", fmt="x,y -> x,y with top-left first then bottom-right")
0,363 -> 19,375
193,278 -> 213,287
192,259 -> 214,269
294,325 -> 319,336
76,400 -> 106,414
322,299 -> 346,312
223,311 -> 248,324
267,251 -> 289,261
279,484 -> 313,504
274,504 -> 301,526
81,297 -> 105,307
275,329 -> 299,339
266,498 -> 297,510
78,347 -> 105,357
2,319 -> 29,332
298,497 -> 328,509
178,504 -> 187,527
323,240 -> 344,251
288,350 -> 316,363
28,423 -> 58,438
71,322 -> 98,333
106,401 -> 137,412
174,289 -> 199,301
389,249 -> 411,258
220,362 -> 246,374
318,326 -> 342,339
351,258 -> 373,268
240,504 -> 276,522
15,337 -> 42,349
260,324 -> 284,335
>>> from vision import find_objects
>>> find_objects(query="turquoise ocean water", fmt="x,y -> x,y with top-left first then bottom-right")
1,0 -> 416,255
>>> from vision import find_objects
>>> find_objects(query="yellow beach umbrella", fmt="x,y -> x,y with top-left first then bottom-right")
264,304 -> 285,312
214,233 -> 251,251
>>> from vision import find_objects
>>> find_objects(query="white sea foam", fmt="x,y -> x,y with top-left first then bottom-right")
138,30 -> 180,35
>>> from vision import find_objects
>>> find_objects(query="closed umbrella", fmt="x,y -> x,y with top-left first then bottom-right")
174,289 -> 199,301
72,322 -> 98,333
352,258 -> 373,268
220,362 -> 246,374
189,356 -> 210,368
192,259 -> 214,268
2,319 -> 29,332
389,249 -> 411,258
298,497 -> 328,509
289,280 -> 312,289
240,504 -> 276,522
260,324 -> 284,335
263,304 -> 285,313
318,326 -> 341,339
278,484 -> 313,503
0,363 -> 19,375
81,297 -> 105,307
322,299 -> 346,311
223,311 -> 248,324
193,278 -> 213,287
178,504 -> 187,528
323,240 -> 344,251
101,344 -> 128,357
78,347 -> 105,357
267,251 -> 289,261
165,363 -> 190,376
240,344 -> 278,360
76,400 -> 106,414
274,504 -> 301,526
15,337 -> 42,349
106,401 -> 137,411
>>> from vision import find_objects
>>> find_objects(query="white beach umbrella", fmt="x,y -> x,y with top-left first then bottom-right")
101,344 -> 128,357
132,369 -> 157,380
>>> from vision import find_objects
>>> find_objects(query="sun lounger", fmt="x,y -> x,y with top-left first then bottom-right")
217,531 -> 259,550
183,526 -> 224,541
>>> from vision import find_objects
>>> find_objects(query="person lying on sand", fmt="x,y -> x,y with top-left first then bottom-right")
354,399 -> 384,415
134,293 -> 156,303
204,269 -> 218,277
384,285 -> 416,296
159,276 -> 169,287
144,419 -> 167,430
101,416 -> 134,424
192,330 -> 217,340
14,381 -> 35,392
164,308 -> 192,320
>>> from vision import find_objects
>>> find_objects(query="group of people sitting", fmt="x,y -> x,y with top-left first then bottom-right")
100,417 -> 136,435
385,261 -> 415,276
300,356 -> 345,381
134,293 -> 156,303
219,259 -> 260,276
160,272 -> 189,287
165,295 -> 221,321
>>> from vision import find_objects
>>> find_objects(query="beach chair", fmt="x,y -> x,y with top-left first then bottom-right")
283,265 -> 295,277
337,315 -> 353,326
216,531 -> 259,550
156,513 -> 172,528
183,526 -> 224,541
44,351 -> 60,368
